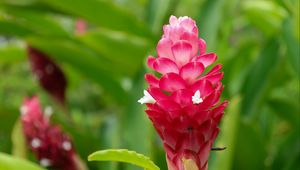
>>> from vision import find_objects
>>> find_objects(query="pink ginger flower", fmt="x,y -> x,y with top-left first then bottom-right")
75,19 -> 87,34
138,16 -> 228,170
20,96 -> 77,170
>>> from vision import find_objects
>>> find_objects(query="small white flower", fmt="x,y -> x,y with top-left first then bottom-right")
192,90 -> 203,104
20,106 -> 28,115
40,158 -> 51,167
138,90 -> 156,104
44,106 -> 53,117
31,138 -> 41,148
62,141 -> 72,151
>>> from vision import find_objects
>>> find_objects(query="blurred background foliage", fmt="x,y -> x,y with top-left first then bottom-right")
0,0 -> 299,170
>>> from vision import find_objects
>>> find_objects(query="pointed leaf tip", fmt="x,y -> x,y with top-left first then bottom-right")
88,149 -> 160,170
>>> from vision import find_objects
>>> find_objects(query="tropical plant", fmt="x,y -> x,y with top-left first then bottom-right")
0,0 -> 299,170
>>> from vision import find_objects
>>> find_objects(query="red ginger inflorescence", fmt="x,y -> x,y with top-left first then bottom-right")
20,96 -> 77,170
27,46 -> 67,105
138,16 -> 228,170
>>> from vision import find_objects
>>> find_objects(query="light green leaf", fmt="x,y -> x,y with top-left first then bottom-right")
0,6 -> 70,37
77,28 -> 152,76
175,0 -> 205,19
197,0 -> 225,51
0,0 -> 37,6
295,0 -> 300,40
0,43 -> 27,63
41,0 -> 153,39
0,152 -> 45,170
146,0 -> 178,33
11,119 -> 27,158
88,149 -> 160,170
242,0 -> 288,36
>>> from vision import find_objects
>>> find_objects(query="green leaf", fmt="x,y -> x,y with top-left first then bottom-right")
295,0 -> 300,40
282,18 -> 300,77
175,0 -> 205,19
210,96 -> 241,170
40,0 -> 153,39
0,0 -> 37,6
0,105 -> 20,153
267,80 -> 300,127
0,20 -> 33,36
88,149 -> 160,170
0,6 -> 70,37
77,28 -> 152,76
268,99 -> 299,127
96,115 -> 120,170
0,152 -> 45,170
242,0 -> 288,36
197,0 -> 226,51
120,71 -> 152,170
269,126 -> 300,170
11,119 -> 27,158
146,0 -> 179,33
0,43 -> 27,63
241,39 -> 280,118
232,122 -> 266,170
222,37 -> 259,97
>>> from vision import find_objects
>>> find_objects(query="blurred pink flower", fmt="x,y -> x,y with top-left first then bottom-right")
75,19 -> 87,34
138,16 -> 228,170
20,96 -> 77,170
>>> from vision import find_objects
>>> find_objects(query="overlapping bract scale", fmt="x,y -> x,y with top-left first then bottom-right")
140,16 -> 228,170
20,96 -> 78,170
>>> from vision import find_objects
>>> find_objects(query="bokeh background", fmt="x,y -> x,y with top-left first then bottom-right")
0,0 -> 299,170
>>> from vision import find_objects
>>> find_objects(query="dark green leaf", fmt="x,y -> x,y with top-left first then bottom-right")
232,122 -> 266,170
0,20 -> 32,36
241,39 -> 280,118
282,18 -> 300,77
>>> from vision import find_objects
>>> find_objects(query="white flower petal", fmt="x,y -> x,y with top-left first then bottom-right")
44,106 -> 53,117
20,106 -> 28,115
62,141 -> 72,151
192,90 -> 203,104
31,138 -> 41,148
138,90 -> 156,104
40,158 -> 51,167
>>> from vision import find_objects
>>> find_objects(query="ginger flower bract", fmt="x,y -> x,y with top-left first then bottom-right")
138,16 -> 228,170
27,46 -> 67,105
20,96 -> 78,170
